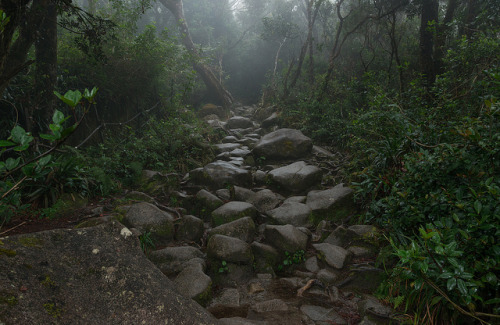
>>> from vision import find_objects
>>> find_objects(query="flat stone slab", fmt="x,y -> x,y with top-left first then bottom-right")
174,262 -> 212,306
211,201 -> 257,227
190,160 -> 252,188
227,116 -> 254,129
264,225 -> 308,253
300,305 -> 346,324
313,243 -> 351,269
267,202 -> 312,227
306,184 -> 355,222
207,234 -> 254,264
0,221 -> 218,324
253,128 -> 312,160
148,246 -> 204,276
215,143 -> 242,153
122,202 -> 174,246
268,161 -> 322,193
209,217 -> 256,243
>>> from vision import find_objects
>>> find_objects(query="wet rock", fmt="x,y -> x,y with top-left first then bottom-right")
209,217 -> 256,243
305,256 -> 320,273
313,243 -> 351,270
211,201 -> 257,227
300,305 -> 346,324
312,145 -> 336,158
124,190 -> 155,203
0,221 -> 218,324
348,225 -> 379,238
219,317 -> 268,325
229,148 -> 252,158
196,189 -> 224,215
253,128 -> 313,160
268,161 -> 322,193
223,135 -> 240,143
122,202 -> 174,246
358,295 -> 393,323
251,242 -> 280,273
233,186 -> 256,202
339,267 -> 384,293
317,269 -> 338,285
199,103 -> 226,119
207,234 -> 254,264
148,246 -> 205,276
323,226 -> 360,248
251,299 -> 289,313
264,225 -> 308,253
306,184 -> 355,223
348,246 -> 378,258
250,189 -> 282,212
216,188 -> 231,201
284,196 -> 306,204
261,112 -> 280,129
210,288 -> 240,307
254,170 -> 268,185
215,143 -> 242,153
227,116 -> 254,129
176,215 -> 204,242
174,262 -> 212,306
267,202 -> 312,227
190,161 -> 252,189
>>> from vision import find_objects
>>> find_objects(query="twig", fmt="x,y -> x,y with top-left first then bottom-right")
424,277 -> 495,324
0,221 -> 26,236
75,101 -> 161,149
297,279 -> 316,297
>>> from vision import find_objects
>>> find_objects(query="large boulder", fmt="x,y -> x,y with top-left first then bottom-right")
148,246 -> 205,276
176,215 -> 204,243
211,201 -> 257,227
0,222 -> 218,324
313,243 -> 351,270
198,103 -> 226,119
268,161 -> 322,193
267,202 -> 312,227
264,225 -> 308,253
122,202 -> 175,246
306,184 -> 356,223
207,235 -> 254,264
253,128 -> 313,160
209,217 -> 256,243
250,189 -> 282,212
226,116 -> 254,129
174,262 -> 212,306
214,143 -> 242,154
190,161 -> 252,189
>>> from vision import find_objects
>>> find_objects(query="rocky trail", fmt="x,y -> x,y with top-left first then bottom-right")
0,105 -> 395,324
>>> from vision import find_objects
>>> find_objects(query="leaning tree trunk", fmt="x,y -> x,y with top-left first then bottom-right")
32,0 -> 58,135
419,0 -> 439,87
159,0 -> 233,108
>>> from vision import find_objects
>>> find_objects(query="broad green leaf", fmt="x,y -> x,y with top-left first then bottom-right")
0,161 -> 5,172
430,296 -> 442,306
447,278 -> 457,291
5,157 -> 20,170
474,200 -> 482,214
40,134 -> 58,141
440,272 -> 453,279
22,163 -> 35,176
54,90 -> 82,107
52,109 -> 65,124
485,298 -> 500,305
10,125 -> 33,146
60,124 -> 77,138
448,258 -> 460,269
435,245 -> 444,255
38,155 -> 52,167
457,279 -> 467,296
83,87 -> 98,101
484,272 -> 497,285
0,140 -> 15,147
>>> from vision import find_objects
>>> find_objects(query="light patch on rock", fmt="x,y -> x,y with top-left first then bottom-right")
120,227 -> 133,239
92,248 -> 100,254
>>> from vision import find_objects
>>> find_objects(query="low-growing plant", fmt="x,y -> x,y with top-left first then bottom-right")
277,250 -> 305,272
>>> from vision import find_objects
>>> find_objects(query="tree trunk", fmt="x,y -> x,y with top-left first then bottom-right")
0,0 -> 44,96
434,0 -> 458,76
32,0 -> 58,135
419,0 -> 439,87
159,0 -> 233,108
